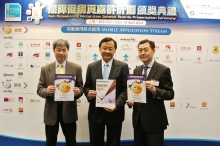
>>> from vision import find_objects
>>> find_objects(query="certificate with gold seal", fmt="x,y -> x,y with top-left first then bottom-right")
127,74 -> 146,103
96,79 -> 116,107
54,74 -> 75,101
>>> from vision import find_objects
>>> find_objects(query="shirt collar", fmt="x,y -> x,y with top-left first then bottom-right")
143,59 -> 154,68
56,60 -> 66,68
102,58 -> 113,68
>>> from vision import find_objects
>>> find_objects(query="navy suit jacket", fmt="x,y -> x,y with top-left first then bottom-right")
132,61 -> 174,132
37,61 -> 83,125
84,59 -> 129,124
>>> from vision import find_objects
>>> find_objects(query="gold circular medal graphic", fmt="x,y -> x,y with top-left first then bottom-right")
3,26 -> 12,34
59,82 -> 70,93
130,82 -> 142,94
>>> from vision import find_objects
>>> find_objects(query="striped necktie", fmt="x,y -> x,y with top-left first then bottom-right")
144,66 -> 149,80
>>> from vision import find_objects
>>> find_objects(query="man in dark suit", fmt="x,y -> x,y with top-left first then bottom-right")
37,39 -> 83,146
126,39 -> 174,146
84,37 -> 129,146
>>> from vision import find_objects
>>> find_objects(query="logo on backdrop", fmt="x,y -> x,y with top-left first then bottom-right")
123,54 -> 129,62
185,102 -> 197,109
30,99 -> 40,103
2,25 -> 13,34
170,101 -> 175,108
194,57 -> 203,64
76,53 -> 81,60
196,46 -> 202,53
6,52 -> 13,57
4,97 -> 15,102
3,108 -> 13,113
121,44 -> 132,51
212,46 -> 219,54
18,107 -> 23,114
3,80 -> 12,89
32,53 -> 40,58
180,57 -> 191,62
18,52 -> 23,58
30,43 -> 40,47
26,1 -> 46,24
201,102 -> 208,110
163,45 -> 173,52
93,53 -> 98,61
18,97 -> 23,104
19,42 -> 23,48
162,55 -> 172,63
181,46 -> 191,51
76,42 -> 81,47
17,63 -> 24,69
4,42 -> 13,48
4,64 -> 14,68
45,52 -> 51,60
4,73 -> 14,77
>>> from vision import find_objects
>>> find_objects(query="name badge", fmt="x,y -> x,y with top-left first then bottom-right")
151,79 -> 159,86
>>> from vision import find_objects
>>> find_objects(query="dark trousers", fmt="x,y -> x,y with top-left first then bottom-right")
134,118 -> 164,146
45,103 -> 76,146
89,120 -> 122,146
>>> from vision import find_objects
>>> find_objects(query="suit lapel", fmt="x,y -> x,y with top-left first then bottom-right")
95,60 -> 103,79
109,59 -> 118,79
147,61 -> 158,80
48,62 -> 56,85
65,61 -> 72,74
136,65 -> 143,74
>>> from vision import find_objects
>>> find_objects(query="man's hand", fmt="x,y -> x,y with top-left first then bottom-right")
87,90 -> 97,99
73,87 -> 81,96
145,81 -> 156,92
104,106 -> 116,112
126,100 -> 134,107
47,85 -> 55,94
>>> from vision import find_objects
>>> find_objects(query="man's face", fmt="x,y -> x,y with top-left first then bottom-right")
138,42 -> 155,65
99,40 -> 116,62
54,45 -> 68,63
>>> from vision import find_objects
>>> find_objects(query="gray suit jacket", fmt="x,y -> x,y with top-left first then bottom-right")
84,59 -> 129,124
37,61 -> 83,125
133,61 -> 174,132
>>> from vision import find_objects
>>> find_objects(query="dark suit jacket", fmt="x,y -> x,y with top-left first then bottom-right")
132,61 -> 174,132
84,59 -> 129,124
37,61 -> 83,125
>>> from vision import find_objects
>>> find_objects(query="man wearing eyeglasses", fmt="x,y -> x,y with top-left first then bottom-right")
126,39 -> 174,146
37,39 -> 83,146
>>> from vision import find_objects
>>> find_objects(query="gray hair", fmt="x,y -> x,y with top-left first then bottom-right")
52,39 -> 70,51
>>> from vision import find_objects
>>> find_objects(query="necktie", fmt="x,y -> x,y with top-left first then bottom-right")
143,66 -> 148,79
103,63 -> 109,79
58,64 -> 63,74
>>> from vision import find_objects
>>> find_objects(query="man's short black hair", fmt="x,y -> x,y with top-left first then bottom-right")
99,37 -> 117,49
138,39 -> 155,50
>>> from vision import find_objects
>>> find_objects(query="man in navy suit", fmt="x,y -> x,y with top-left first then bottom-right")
127,39 -> 174,146
37,39 -> 83,146
84,37 -> 129,146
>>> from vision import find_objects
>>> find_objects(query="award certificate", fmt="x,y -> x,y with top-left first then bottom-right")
96,79 -> 116,107
127,74 -> 146,103
54,74 -> 75,101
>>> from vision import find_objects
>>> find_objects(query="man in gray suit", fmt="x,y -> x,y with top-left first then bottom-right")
127,39 -> 174,146
37,39 -> 83,146
84,37 -> 129,146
